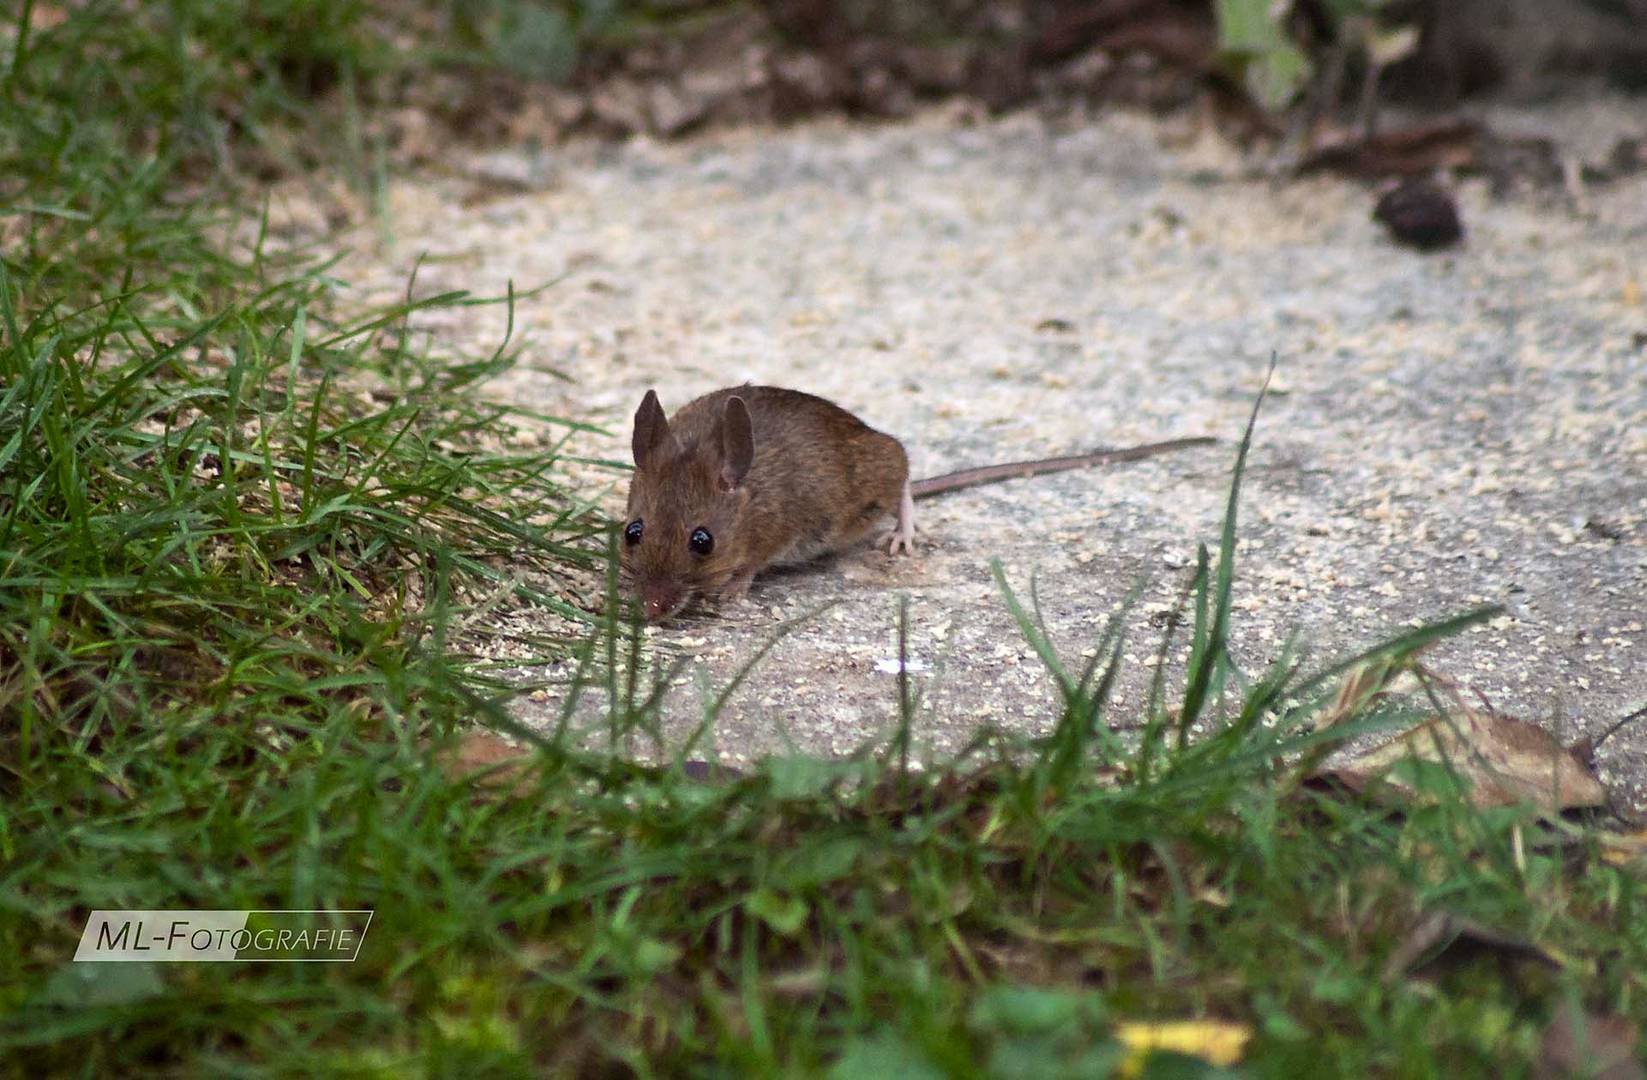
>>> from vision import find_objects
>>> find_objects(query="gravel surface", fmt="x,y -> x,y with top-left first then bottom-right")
316,100 -> 1647,803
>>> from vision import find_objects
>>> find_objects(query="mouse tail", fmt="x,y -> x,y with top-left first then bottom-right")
909,436 -> 1217,498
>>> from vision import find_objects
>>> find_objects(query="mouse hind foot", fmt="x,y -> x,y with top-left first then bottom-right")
878,479 -> 918,555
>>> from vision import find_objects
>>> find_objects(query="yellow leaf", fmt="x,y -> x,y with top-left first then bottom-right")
1115,1020 -> 1252,1076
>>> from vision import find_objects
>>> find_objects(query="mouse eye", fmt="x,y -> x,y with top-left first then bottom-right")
624,519 -> 644,545
689,527 -> 713,556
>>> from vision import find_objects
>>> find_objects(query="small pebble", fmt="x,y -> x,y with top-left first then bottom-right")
1373,177 -> 1464,251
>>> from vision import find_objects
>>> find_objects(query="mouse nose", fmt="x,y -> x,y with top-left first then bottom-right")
641,583 -> 682,622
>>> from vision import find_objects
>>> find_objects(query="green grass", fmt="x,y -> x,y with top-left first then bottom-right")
4,4 -> 1647,1076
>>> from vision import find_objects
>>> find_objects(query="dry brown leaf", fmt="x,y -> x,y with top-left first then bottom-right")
1317,656 -> 1409,732
1599,828 -> 1647,871
1321,671 -> 1606,814
437,730 -> 535,795
1536,1006 -> 1643,1080
1382,910 -> 1563,982
1298,120 -> 1481,177
1299,119 -> 1566,189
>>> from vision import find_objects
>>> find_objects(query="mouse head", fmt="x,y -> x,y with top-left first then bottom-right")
621,389 -> 755,621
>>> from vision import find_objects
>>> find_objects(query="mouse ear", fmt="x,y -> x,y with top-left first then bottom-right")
632,389 -> 676,469
719,395 -> 754,490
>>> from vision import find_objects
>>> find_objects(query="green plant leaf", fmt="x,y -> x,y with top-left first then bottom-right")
774,836 -> 863,890
828,1030 -> 945,1080
746,888 -> 809,936
38,961 -> 166,1008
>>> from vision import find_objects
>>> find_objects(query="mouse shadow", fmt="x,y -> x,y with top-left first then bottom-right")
727,554 -> 843,612
669,546 -> 906,625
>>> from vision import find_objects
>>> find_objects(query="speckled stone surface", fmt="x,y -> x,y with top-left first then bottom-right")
317,100 -> 1646,804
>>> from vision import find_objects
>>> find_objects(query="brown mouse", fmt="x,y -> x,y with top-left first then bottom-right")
620,385 -> 1213,621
